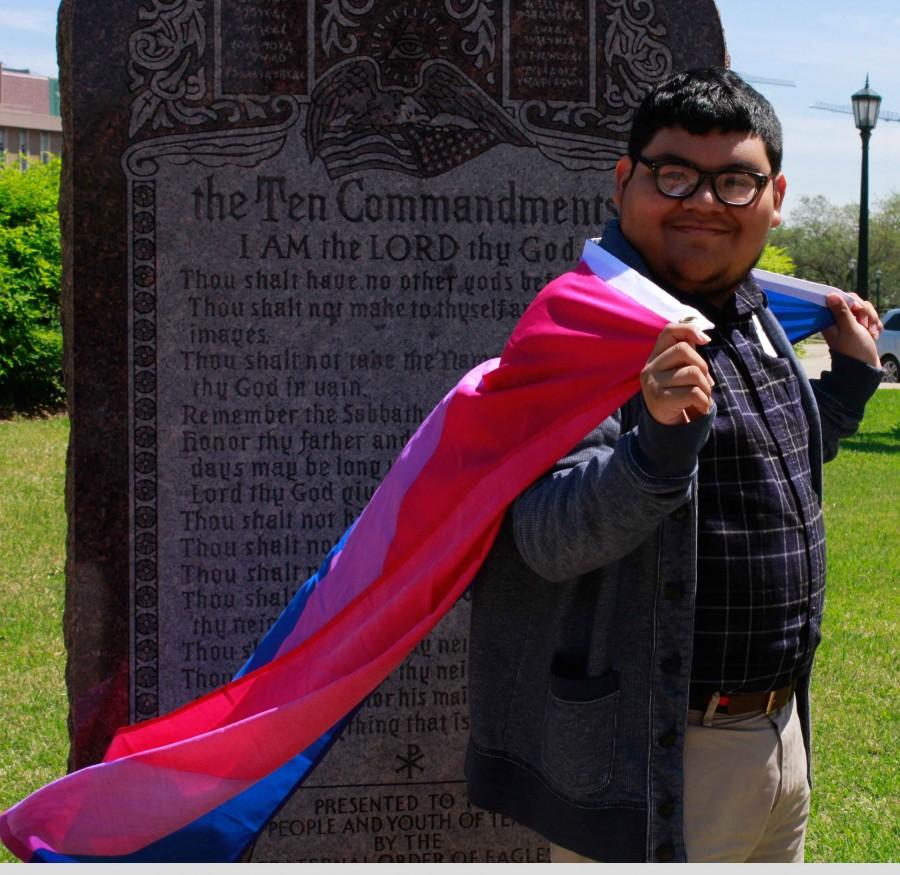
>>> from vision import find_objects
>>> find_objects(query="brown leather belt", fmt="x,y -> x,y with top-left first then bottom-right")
689,682 -> 796,716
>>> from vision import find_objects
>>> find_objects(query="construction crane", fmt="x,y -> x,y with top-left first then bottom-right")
812,102 -> 900,123
736,73 -> 796,88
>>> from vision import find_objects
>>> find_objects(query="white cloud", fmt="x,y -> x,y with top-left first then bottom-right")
774,111 -> 900,220
0,7 -> 56,34
0,1 -> 58,76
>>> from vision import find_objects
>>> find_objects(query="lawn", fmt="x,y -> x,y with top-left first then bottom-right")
0,396 -> 897,863
0,415 -> 68,865
805,390 -> 899,862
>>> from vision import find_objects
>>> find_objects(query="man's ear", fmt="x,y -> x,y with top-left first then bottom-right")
770,173 -> 787,228
613,156 -> 634,212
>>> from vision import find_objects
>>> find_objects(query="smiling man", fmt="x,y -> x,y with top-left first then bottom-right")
618,128 -> 785,304
466,68 -> 883,863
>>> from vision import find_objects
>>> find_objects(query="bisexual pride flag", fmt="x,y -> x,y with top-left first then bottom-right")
0,243 -> 838,862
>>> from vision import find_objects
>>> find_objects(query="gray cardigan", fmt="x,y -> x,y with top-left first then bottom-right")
465,301 -> 882,862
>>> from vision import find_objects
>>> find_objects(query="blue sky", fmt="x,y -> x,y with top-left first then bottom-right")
717,0 -> 900,218
1,1 -> 898,220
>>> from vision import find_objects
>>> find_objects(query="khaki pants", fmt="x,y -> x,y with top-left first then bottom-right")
551,697 -> 810,863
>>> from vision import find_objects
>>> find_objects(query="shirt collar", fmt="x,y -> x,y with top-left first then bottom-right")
596,218 -> 651,277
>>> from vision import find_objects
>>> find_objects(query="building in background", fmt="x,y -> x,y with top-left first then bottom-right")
0,63 -> 62,166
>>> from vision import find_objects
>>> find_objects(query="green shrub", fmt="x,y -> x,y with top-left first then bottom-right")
0,156 -> 63,412
757,243 -> 796,275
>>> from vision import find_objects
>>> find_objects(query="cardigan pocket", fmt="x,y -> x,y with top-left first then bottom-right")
540,669 -> 619,795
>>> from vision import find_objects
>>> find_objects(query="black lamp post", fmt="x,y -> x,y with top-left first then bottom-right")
851,76 -> 882,299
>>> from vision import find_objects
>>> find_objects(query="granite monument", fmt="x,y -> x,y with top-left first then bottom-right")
59,0 -> 725,861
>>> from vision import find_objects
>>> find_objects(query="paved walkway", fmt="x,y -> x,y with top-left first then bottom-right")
799,340 -> 831,381
800,339 -> 897,388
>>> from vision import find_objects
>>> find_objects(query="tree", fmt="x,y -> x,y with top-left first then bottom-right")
869,192 -> 900,311
757,244 -> 795,275
770,193 -> 900,311
0,156 -> 63,411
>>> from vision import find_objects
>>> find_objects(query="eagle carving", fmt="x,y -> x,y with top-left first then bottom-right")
307,58 -> 531,179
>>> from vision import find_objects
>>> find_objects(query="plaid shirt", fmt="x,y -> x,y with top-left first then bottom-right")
689,279 -> 826,693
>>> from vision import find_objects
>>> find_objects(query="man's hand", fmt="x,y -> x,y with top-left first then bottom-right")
822,292 -> 882,368
641,323 -> 714,426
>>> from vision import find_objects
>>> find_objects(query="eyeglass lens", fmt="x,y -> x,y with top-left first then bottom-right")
654,165 -> 761,205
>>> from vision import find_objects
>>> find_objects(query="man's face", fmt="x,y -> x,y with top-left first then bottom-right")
613,127 -> 786,302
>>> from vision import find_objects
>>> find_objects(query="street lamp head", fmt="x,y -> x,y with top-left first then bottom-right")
852,75 -> 882,132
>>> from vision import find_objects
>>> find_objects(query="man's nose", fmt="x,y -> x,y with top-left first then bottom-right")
683,177 -> 724,211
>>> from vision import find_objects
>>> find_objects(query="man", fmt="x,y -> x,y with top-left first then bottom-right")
465,68 -> 883,863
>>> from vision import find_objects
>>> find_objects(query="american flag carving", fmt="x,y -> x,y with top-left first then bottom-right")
306,58 -> 531,179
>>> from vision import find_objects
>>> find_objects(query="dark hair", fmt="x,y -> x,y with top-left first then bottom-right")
628,67 -> 783,174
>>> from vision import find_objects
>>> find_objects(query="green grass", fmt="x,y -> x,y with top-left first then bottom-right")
0,398 -> 896,862
0,416 -> 69,864
806,390 -> 900,862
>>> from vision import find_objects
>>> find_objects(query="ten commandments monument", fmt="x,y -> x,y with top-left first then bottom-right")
59,0 -> 725,861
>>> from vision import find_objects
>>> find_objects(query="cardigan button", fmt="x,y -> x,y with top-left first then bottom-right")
658,730 -> 677,748
671,506 -> 689,521
661,654 -> 681,674
656,843 -> 675,862
663,584 -> 683,601
658,800 -> 675,818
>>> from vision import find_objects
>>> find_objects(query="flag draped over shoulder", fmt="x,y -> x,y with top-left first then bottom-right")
0,242 -> 834,863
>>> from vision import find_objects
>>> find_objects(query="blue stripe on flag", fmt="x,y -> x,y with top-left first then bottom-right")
32,717 -> 352,862
763,288 -> 837,344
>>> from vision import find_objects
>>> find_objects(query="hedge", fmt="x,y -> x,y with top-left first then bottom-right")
0,156 -> 63,412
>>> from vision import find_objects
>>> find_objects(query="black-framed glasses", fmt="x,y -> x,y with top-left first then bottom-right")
637,156 -> 774,206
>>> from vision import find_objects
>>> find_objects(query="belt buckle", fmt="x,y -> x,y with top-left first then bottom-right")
765,690 -> 778,714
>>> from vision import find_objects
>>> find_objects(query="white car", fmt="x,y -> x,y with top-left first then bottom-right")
877,308 -> 900,382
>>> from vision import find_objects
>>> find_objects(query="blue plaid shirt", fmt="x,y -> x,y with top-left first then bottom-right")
688,279 -> 826,693
599,220 -> 826,695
